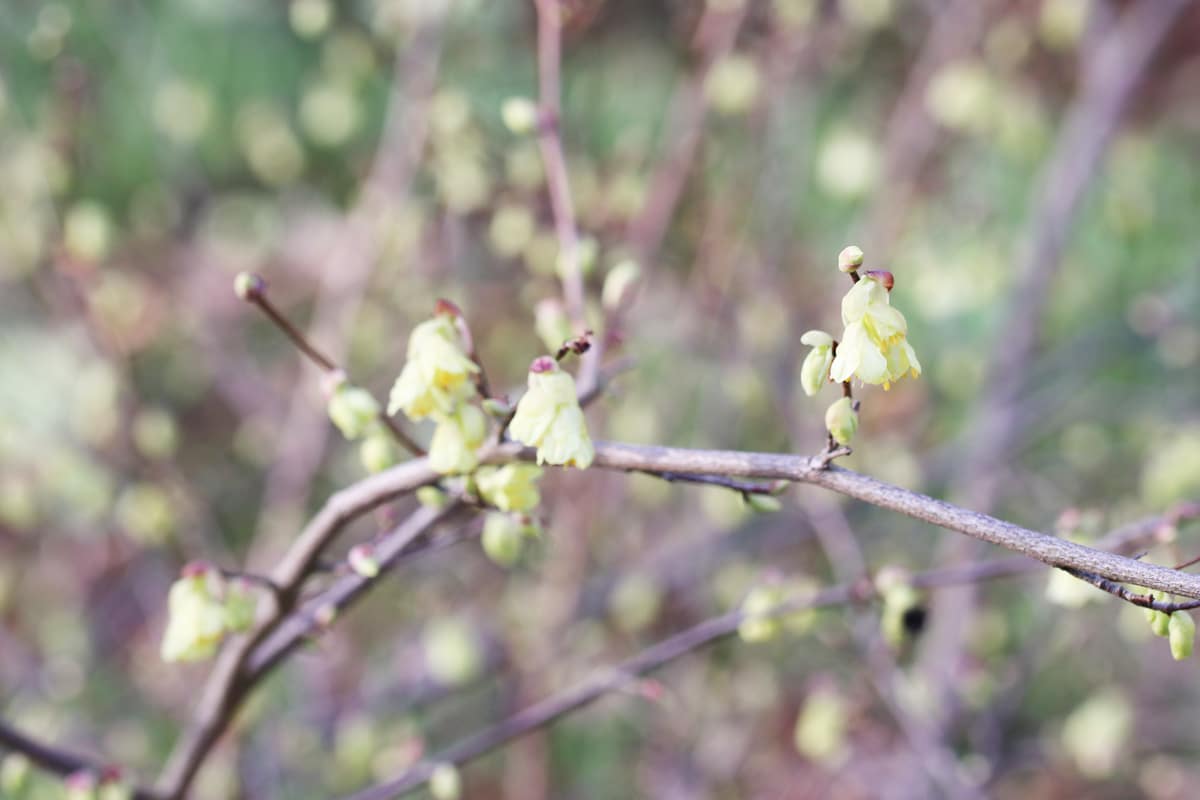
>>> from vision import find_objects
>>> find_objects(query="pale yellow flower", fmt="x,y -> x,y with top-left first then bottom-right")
509,357 -> 594,468
474,463 -> 542,512
799,330 -> 834,396
161,564 -> 227,663
387,313 -> 479,421
428,404 -> 488,475
327,383 -> 380,440
829,274 -> 921,389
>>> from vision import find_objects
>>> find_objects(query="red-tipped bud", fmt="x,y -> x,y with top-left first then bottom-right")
234,272 -> 265,301
181,560 -> 215,579
433,298 -> 462,318
529,355 -> 557,374
864,270 -> 894,291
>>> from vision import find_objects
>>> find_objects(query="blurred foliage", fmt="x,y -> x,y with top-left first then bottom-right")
1,0 -> 1199,797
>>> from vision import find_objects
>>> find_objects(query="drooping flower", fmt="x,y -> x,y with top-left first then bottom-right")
508,357 -> 594,468
161,563 -> 228,663
474,463 -> 543,512
481,512 -> 525,568
428,404 -> 488,475
799,330 -> 834,396
829,273 -> 921,389
387,309 -> 479,421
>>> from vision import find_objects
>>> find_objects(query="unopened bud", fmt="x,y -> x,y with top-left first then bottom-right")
501,97 -> 539,135
824,397 -> 859,446
863,269 -> 894,291
234,272 -> 265,301
417,486 -> 449,509
837,245 -> 863,273
327,385 -> 381,441
481,513 -> 524,568
429,762 -> 462,800
360,434 -> 399,474
433,298 -> 463,318
1169,610 -> 1195,660
348,544 -> 381,578
602,259 -> 641,311
481,397 -> 513,418
745,494 -> 782,513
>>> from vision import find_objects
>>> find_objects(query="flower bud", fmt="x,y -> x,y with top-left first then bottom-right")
327,384 -> 381,441
481,513 -> 524,568
602,259 -> 641,311
863,269 -> 894,291
65,771 -> 98,800
1,755 -> 30,795
1150,609 -> 1171,638
98,768 -> 133,800
223,578 -> 258,633
1169,610 -> 1195,661
359,433 -> 399,474
234,272 -> 264,301
501,97 -> 539,135
348,544 -> 381,578
535,298 -> 573,353
429,762 -> 462,800
417,486 -> 449,509
738,585 -> 783,643
824,397 -> 858,446
744,494 -> 782,513
837,245 -> 863,273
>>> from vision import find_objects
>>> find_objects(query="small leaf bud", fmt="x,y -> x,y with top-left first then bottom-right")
501,97 -> 539,135
233,272 -> 265,301
348,544 -> 381,578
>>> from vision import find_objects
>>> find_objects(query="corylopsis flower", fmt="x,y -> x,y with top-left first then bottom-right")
799,330 -> 834,396
509,357 -> 594,468
160,562 -> 228,663
428,404 -> 488,475
829,273 -> 920,390
387,305 -> 479,421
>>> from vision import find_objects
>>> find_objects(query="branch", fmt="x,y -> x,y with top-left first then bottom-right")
343,529 -> 1174,800
0,722 -> 161,800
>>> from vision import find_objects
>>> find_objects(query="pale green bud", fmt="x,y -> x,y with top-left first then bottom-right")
481,397 -> 513,418
602,259 -> 641,311
417,486 -> 449,509
824,397 -> 858,446
1150,609 -> 1171,638
837,245 -> 864,273
481,513 -> 524,568
223,578 -> 258,633
556,236 -> 598,279
429,762 -> 462,800
744,494 -> 782,513
501,97 -> 539,135
423,617 -> 482,686
1,754 -> 30,794
534,298 -> 573,353
348,544 -> 381,578
234,271 -> 264,301
1169,611 -> 1195,661
327,384 -> 381,440
359,433 -> 398,474
738,585 -> 783,643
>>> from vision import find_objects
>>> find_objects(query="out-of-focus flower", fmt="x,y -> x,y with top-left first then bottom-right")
223,578 -> 257,633
429,762 -> 462,800
359,432 -> 399,474
428,404 -> 488,475
799,330 -> 834,396
501,97 -> 539,135
602,259 -> 641,311
475,463 -> 542,512
388,310 -> 479,421
824,397 -> 859,446
481,512 -> 527,568
1169,611 -> 1195,661
829,274 -> 921,389
348,544 -> 381,578
327,383 -> 380,440
65,771 -> 98,800
509,357 -> 594,468
161,563 -> 227,663
534,298 -> 573,353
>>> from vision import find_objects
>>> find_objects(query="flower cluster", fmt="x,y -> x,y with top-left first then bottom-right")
509,357 -> 594,468
388,303 -> 486,475
798,247 -> 921,447
160,563 -> 257,663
